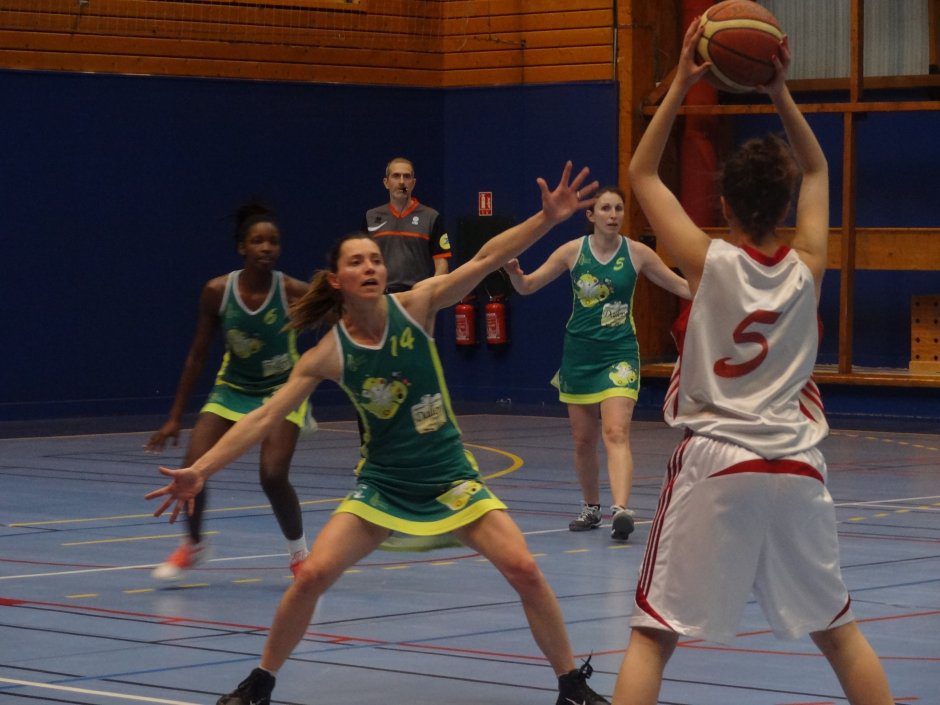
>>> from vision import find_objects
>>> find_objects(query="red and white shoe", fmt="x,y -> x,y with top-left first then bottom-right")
289,548 -> 309,577
151,541 -> 208,581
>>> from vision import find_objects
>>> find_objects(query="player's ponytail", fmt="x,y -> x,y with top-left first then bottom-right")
287,231 -> 374,331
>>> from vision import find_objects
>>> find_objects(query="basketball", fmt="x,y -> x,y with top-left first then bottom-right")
696,0 -> 784,93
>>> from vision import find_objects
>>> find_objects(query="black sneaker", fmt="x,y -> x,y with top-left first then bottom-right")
568,503 -> 602,532
556,655 -> 609,705
217,668 -> 276,705
610,506 -> 635,541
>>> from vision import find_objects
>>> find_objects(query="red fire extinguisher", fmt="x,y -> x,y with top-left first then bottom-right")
485,294 -> 508,345
455,295 -> 477,346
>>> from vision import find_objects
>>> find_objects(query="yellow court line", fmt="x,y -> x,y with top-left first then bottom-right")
63,531 -> 219,547
13,442 -> 520,528
66,593 -> 97,599
465,441 -> 524,480
233,578 -> 262,584
12,497 -> 340,527
124,588 -> 155,594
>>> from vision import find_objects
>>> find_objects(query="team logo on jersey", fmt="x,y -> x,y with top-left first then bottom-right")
360,374 -> 410,419
608,361 -> 638,387
261,352 -> 291,377
412,215 -> 420,225
264,309 -> 278,325
574,273 -> 613,307
440,233 -> 451,251
345,353 -> 365,372
411,392 -> 446,434
436,479 -> 483,511
600,301 -> 629,327
227,329 -> 263,358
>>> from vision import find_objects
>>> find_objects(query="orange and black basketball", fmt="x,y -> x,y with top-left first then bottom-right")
696,0 -> 784,93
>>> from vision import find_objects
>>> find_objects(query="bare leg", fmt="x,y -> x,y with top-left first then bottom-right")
182,412 -> 233,542
810,622 -> 894,705
259,420 -> 303,541
259,513 -> 388,671
567,403 -> 601,505
612,627 -> 678,705
455,510 -> 575,675
599,397 -> 636,509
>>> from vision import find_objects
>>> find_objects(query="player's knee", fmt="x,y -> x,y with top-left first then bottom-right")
259,465 -> 291,493
500,552 -> 543,593
292,559 -> 338,594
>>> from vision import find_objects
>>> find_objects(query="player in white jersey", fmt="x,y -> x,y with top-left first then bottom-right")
612,20 -> 894,705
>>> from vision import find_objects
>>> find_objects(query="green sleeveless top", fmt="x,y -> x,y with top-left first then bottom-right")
334,295 -> 472,491
214,270 -> 298,394
566,235 -> 639,344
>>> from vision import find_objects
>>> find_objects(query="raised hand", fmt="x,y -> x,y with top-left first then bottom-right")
756,36 -> 791,98
145,466 -> 205,524
676,17 -> 711,89
537,161 -> 598,225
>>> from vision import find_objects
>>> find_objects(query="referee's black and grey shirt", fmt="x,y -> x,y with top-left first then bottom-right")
363,198 -> 451,293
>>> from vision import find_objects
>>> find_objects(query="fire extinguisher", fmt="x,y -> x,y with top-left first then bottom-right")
455,295 -> 477,346
485,294 -> 508,345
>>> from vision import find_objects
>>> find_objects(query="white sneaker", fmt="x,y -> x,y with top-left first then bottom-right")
151,541 -> 209,581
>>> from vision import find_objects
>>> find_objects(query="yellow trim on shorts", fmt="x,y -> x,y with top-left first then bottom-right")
559,387 -> 639,404
334,497 -> 507,535
201,398 -> 309,429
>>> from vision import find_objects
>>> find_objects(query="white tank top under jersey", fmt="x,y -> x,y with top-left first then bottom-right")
664,239 -> 827,459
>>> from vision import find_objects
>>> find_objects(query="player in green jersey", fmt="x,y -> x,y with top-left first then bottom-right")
147,164 -> 612,705
505,187 -> 689,541
145,203 -> 311,581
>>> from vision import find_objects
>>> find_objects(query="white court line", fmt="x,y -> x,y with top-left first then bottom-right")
0,677 -> 199,704
0,552 -> 286,581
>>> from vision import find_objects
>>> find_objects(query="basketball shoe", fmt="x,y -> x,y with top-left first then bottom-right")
151,540 -> 208,581
610,506 -> 635,541
217,668 -> 275,705
556,655 -> 610,705
568,503 -> 602,531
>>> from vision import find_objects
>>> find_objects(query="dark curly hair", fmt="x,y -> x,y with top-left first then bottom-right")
233,201 -> 278,246
719,134 -> 799,244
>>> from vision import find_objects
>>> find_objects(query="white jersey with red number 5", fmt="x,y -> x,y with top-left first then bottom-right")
664,239 -> 827,459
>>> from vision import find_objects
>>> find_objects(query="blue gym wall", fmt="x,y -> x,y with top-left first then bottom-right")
1,70 -> 936,423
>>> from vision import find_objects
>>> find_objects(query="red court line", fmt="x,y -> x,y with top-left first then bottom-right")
0,595 -> 565,662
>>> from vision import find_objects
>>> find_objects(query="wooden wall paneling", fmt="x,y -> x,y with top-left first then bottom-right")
619,0 -> 682,363
838,0 -> 864,374
931,0 -> 939,72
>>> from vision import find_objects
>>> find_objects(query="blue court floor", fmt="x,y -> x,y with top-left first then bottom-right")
1,414 -> 938,704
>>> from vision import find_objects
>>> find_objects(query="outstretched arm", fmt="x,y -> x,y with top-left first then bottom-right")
758,41 -> 829,286
504,239 -> 579,295
630,240 -> 691,299
145,336 -> 338,522
628,19 -> 712,294
418,162 -> 598,312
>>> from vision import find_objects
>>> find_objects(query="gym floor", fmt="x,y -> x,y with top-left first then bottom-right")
1,414 -> 938,704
